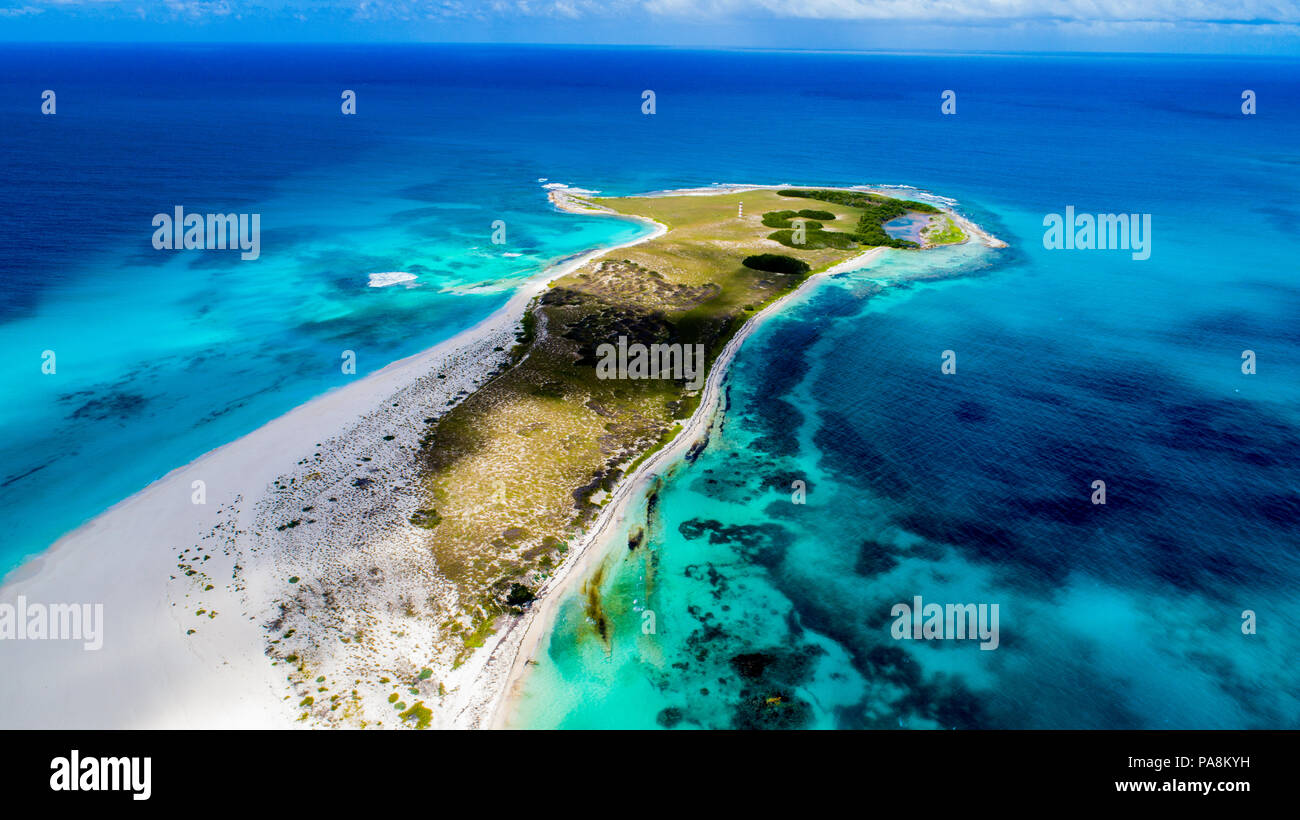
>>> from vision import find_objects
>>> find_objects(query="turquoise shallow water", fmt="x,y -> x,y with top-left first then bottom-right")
0,182 -> 643,573
511,198 -> 1300,730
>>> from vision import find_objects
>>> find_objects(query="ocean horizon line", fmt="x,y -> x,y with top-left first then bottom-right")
2,42 -> 1298,59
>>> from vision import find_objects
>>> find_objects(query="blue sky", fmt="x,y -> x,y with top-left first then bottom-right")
2,1 -> 1299,53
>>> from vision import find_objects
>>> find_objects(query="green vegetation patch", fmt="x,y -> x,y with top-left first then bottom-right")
505,583 -> 536,608
766,229 -> 856,250
409,508 -> 442,529
399,701 -> 433,730
760,210 -> 823,230
741,253 -> 811,275
924,216 -> 966,245
779,188 -> 938,249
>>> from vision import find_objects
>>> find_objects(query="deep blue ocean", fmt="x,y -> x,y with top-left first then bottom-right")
2,45 -> 1296,728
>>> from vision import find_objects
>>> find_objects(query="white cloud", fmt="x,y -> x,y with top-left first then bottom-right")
639,0 -> 1300,24
10,0 -> 1300,27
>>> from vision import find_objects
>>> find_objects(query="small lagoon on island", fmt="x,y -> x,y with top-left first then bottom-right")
882,212 -> 934,244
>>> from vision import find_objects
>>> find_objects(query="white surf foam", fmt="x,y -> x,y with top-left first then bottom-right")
367,272 -> 418,288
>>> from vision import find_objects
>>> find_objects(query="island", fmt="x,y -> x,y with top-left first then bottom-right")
257,184 -> 1003,728
413,187 -> 974,659
0,183 -> 1003,731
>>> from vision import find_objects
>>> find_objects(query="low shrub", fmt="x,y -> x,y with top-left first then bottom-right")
741,254 -> 811,275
